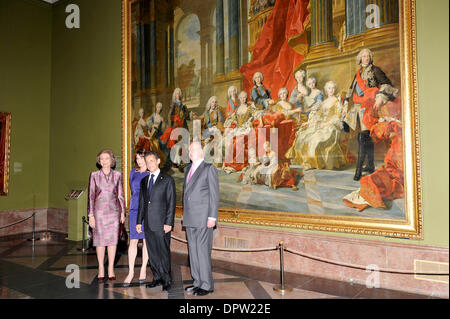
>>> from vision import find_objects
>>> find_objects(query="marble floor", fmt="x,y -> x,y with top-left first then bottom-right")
0,233 -> 435,300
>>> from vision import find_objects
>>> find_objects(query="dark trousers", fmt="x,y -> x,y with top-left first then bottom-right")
145,228 -> 172,285
354,130 -> 375,180
186,227 -> 214,291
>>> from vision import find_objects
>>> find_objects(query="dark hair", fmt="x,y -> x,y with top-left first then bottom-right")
133,149 -> 147,168
144,151 -> 160,161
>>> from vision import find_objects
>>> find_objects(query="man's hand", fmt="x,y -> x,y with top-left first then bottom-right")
136,224 -> 142,234
163,225 -> 172,233
373,97 -> 383,111
207,219 -> 216,228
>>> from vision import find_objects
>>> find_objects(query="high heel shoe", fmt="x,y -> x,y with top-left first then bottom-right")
138,279 -> 146,285
97,276 -> 105,282
108,276 -> 116,281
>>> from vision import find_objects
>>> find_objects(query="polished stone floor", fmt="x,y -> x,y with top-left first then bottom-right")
0,234 -> 434,300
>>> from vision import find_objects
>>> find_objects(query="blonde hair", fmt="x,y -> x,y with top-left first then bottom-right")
306,77 -> 317,87
278,87 -> 289,99
238,91 -> 248,101
206,96 -> 218,111
96,149 -> 116,168
227,85 -> 238,98
252,72 -> 264,84
172,88 -> 182,103
356,48 -> 373,65
294,70 -> 306,82
324,81 -> 337,96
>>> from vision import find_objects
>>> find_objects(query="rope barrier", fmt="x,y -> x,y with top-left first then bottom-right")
0,213 -> 35,230
171,234 -> 277,252
284,246 -> 449,276
171,234 -> 448,276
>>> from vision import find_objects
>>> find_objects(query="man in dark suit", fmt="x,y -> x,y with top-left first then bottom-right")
136,151 -> 176,291
182,141 -> 219,296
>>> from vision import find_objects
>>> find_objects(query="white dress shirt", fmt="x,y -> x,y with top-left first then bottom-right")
148,169 -> 160,189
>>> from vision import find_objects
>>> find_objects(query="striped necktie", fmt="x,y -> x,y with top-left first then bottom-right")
187,167 -> 194,183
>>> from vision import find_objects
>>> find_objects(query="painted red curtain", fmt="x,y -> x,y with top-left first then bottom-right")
240,0 -> 310,98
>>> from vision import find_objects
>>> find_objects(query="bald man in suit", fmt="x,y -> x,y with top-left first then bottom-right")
182,141 -> 219,296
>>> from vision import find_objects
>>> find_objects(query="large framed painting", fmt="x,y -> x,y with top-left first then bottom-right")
0,112 -> 12,196
121,0 -> 422,239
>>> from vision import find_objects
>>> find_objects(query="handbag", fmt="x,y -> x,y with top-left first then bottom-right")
117,222 -> 128,252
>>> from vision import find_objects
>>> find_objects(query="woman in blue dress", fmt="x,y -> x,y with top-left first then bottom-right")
122,149 -> 150,286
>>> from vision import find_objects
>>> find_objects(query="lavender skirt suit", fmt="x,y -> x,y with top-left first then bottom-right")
88,170 -> 126,247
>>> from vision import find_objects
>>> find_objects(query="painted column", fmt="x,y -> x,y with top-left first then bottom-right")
136,20 -> 143,90
207,38 -> 214,84
149,0 -> 157,89
365,0 -> 399,27
346,0 -> 399,37
136,0 -> 151,90
310,0 -> 333,46
216,0 -> 225,77
169,23 -> 175,87
200,35 -> 207,88
240,0 -> 249,65
227,0 -> 240,72
346,0 -> 366,37
164,28 -> 169,88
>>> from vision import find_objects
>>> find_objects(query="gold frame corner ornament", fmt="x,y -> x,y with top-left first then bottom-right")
121,0 -> 423,239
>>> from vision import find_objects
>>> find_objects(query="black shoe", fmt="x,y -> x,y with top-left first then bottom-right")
162,284 -> 171,291
193,288 -> 213,296
146,280 -> 162,288
353,170 -> 362,181
185,285 -> 198,292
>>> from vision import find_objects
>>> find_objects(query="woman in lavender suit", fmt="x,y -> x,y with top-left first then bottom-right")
88,149 -> 125,282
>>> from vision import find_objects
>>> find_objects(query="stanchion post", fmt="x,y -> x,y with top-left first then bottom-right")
78,216 -> 87,253
81,216 -> 86,252
27,212 -> 40,244
32,213 -> 35,242
273,241 -> 292,294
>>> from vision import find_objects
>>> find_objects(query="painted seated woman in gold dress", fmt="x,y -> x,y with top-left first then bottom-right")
239,142 -> 300,190
286,80 -> 347,170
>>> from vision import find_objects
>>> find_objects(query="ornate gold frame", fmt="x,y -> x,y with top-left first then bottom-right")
0,112 -> 12,196
121,0 -> 423,239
